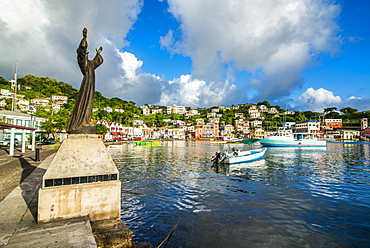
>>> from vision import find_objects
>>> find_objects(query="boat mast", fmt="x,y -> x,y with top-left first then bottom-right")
10,60 -> 18,112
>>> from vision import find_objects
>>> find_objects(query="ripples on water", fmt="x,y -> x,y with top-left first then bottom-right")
110,141 -> 370,247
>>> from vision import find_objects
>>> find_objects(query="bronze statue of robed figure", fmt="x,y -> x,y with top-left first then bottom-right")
67,28 -> 103,134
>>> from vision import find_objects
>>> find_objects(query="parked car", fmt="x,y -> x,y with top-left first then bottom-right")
37,139 -> 56,146
113,137 -> 122,142
0,138 -> 19,147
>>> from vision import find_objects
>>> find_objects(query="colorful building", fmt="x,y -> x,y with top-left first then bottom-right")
195,123 -> 219,138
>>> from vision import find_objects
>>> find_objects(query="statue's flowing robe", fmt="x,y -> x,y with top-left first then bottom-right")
67,37 -> 103,134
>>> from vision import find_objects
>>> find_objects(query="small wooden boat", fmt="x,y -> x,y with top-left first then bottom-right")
210,136 -> 239,144
107,144 -> 125,149
211,148 -> 267,164
133,140 -> 162,146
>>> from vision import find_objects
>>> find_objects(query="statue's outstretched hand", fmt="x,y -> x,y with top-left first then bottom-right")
96,47 -> 103,53
83,28 -> 87,38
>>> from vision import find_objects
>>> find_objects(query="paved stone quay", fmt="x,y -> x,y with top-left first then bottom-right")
0,147 -> 136,248
0,147 -> 98,247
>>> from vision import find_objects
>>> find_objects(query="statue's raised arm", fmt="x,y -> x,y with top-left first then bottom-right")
67,28 -> 103,134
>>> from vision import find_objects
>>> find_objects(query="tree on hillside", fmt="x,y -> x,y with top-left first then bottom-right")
340,107 -> 358,115
303,111 -> 318,120
324,107 -> 337,113
17,75 -> 78,101
257,101 -> 271,107
95,123 -> 109,135
0,77 -> 10,88
322,107 -> 340,119
39,108 -> 70,141
294,111 -> 307,122
4,98 -> 12,110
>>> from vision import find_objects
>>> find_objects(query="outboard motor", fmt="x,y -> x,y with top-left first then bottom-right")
211,151 -> 222,163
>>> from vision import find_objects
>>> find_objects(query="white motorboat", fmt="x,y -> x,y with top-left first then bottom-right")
212,148 -> 267,164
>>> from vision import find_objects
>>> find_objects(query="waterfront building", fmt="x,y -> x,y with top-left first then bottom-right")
325,130 -> 341,141
172,127 -> 186,139
0,110 -> 45,129
195,123 -> 219,138
221,124 -> 234,136
141,127 -> 153,139
361,118 -> 368,130
294,120 -> 320,133
324,119 -> 343,129
250,128 -> 265,139
340,130 -> 360,140
0,110 -> 46,141
283,122 -> 296,129
361,127 -> 370,140
158,126 -> 180,139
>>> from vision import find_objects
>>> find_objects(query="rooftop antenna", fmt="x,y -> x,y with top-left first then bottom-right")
10,60 -> 18,112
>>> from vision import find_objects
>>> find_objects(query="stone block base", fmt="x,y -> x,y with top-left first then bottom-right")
91,219 -> 135,248
38,180 -> 121,223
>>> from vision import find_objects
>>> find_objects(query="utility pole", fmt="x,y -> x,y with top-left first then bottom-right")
10,60 -> 18,112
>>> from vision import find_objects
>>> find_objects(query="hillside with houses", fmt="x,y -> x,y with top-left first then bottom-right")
1,75 -> 370,142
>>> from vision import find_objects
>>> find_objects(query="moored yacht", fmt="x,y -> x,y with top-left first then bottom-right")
259,129 -> 326,147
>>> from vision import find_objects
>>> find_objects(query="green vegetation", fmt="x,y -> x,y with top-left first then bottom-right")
1,74 -> 369,137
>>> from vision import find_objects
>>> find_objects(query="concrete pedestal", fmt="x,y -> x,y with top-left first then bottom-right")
38,134 -> 121,222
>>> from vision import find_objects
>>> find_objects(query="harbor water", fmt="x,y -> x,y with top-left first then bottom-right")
110,141 -> 370,247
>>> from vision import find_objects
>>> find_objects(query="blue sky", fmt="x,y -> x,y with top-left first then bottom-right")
0,0 -> 369,112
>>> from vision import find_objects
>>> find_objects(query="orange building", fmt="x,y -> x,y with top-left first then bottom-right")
324,119 -> 342,129
195,123 -> 219,138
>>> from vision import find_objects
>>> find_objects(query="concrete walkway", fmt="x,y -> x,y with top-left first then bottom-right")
0,148 -> 97,247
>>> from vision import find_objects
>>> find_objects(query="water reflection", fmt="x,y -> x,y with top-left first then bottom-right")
212,159 -> 267,176
111,141 -> 370,247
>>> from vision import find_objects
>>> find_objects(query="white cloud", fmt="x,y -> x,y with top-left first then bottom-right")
0,0 -> 240,108
118,51 -> 144,80
0,0 -> 142,87
106,51 -> 240,107
346,95 -> 370,111
159,75 -> 238,107
162,0 -> 341,102
105,50 -> 166,105
3,0 -> 362,112
295,87 -> 342,112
